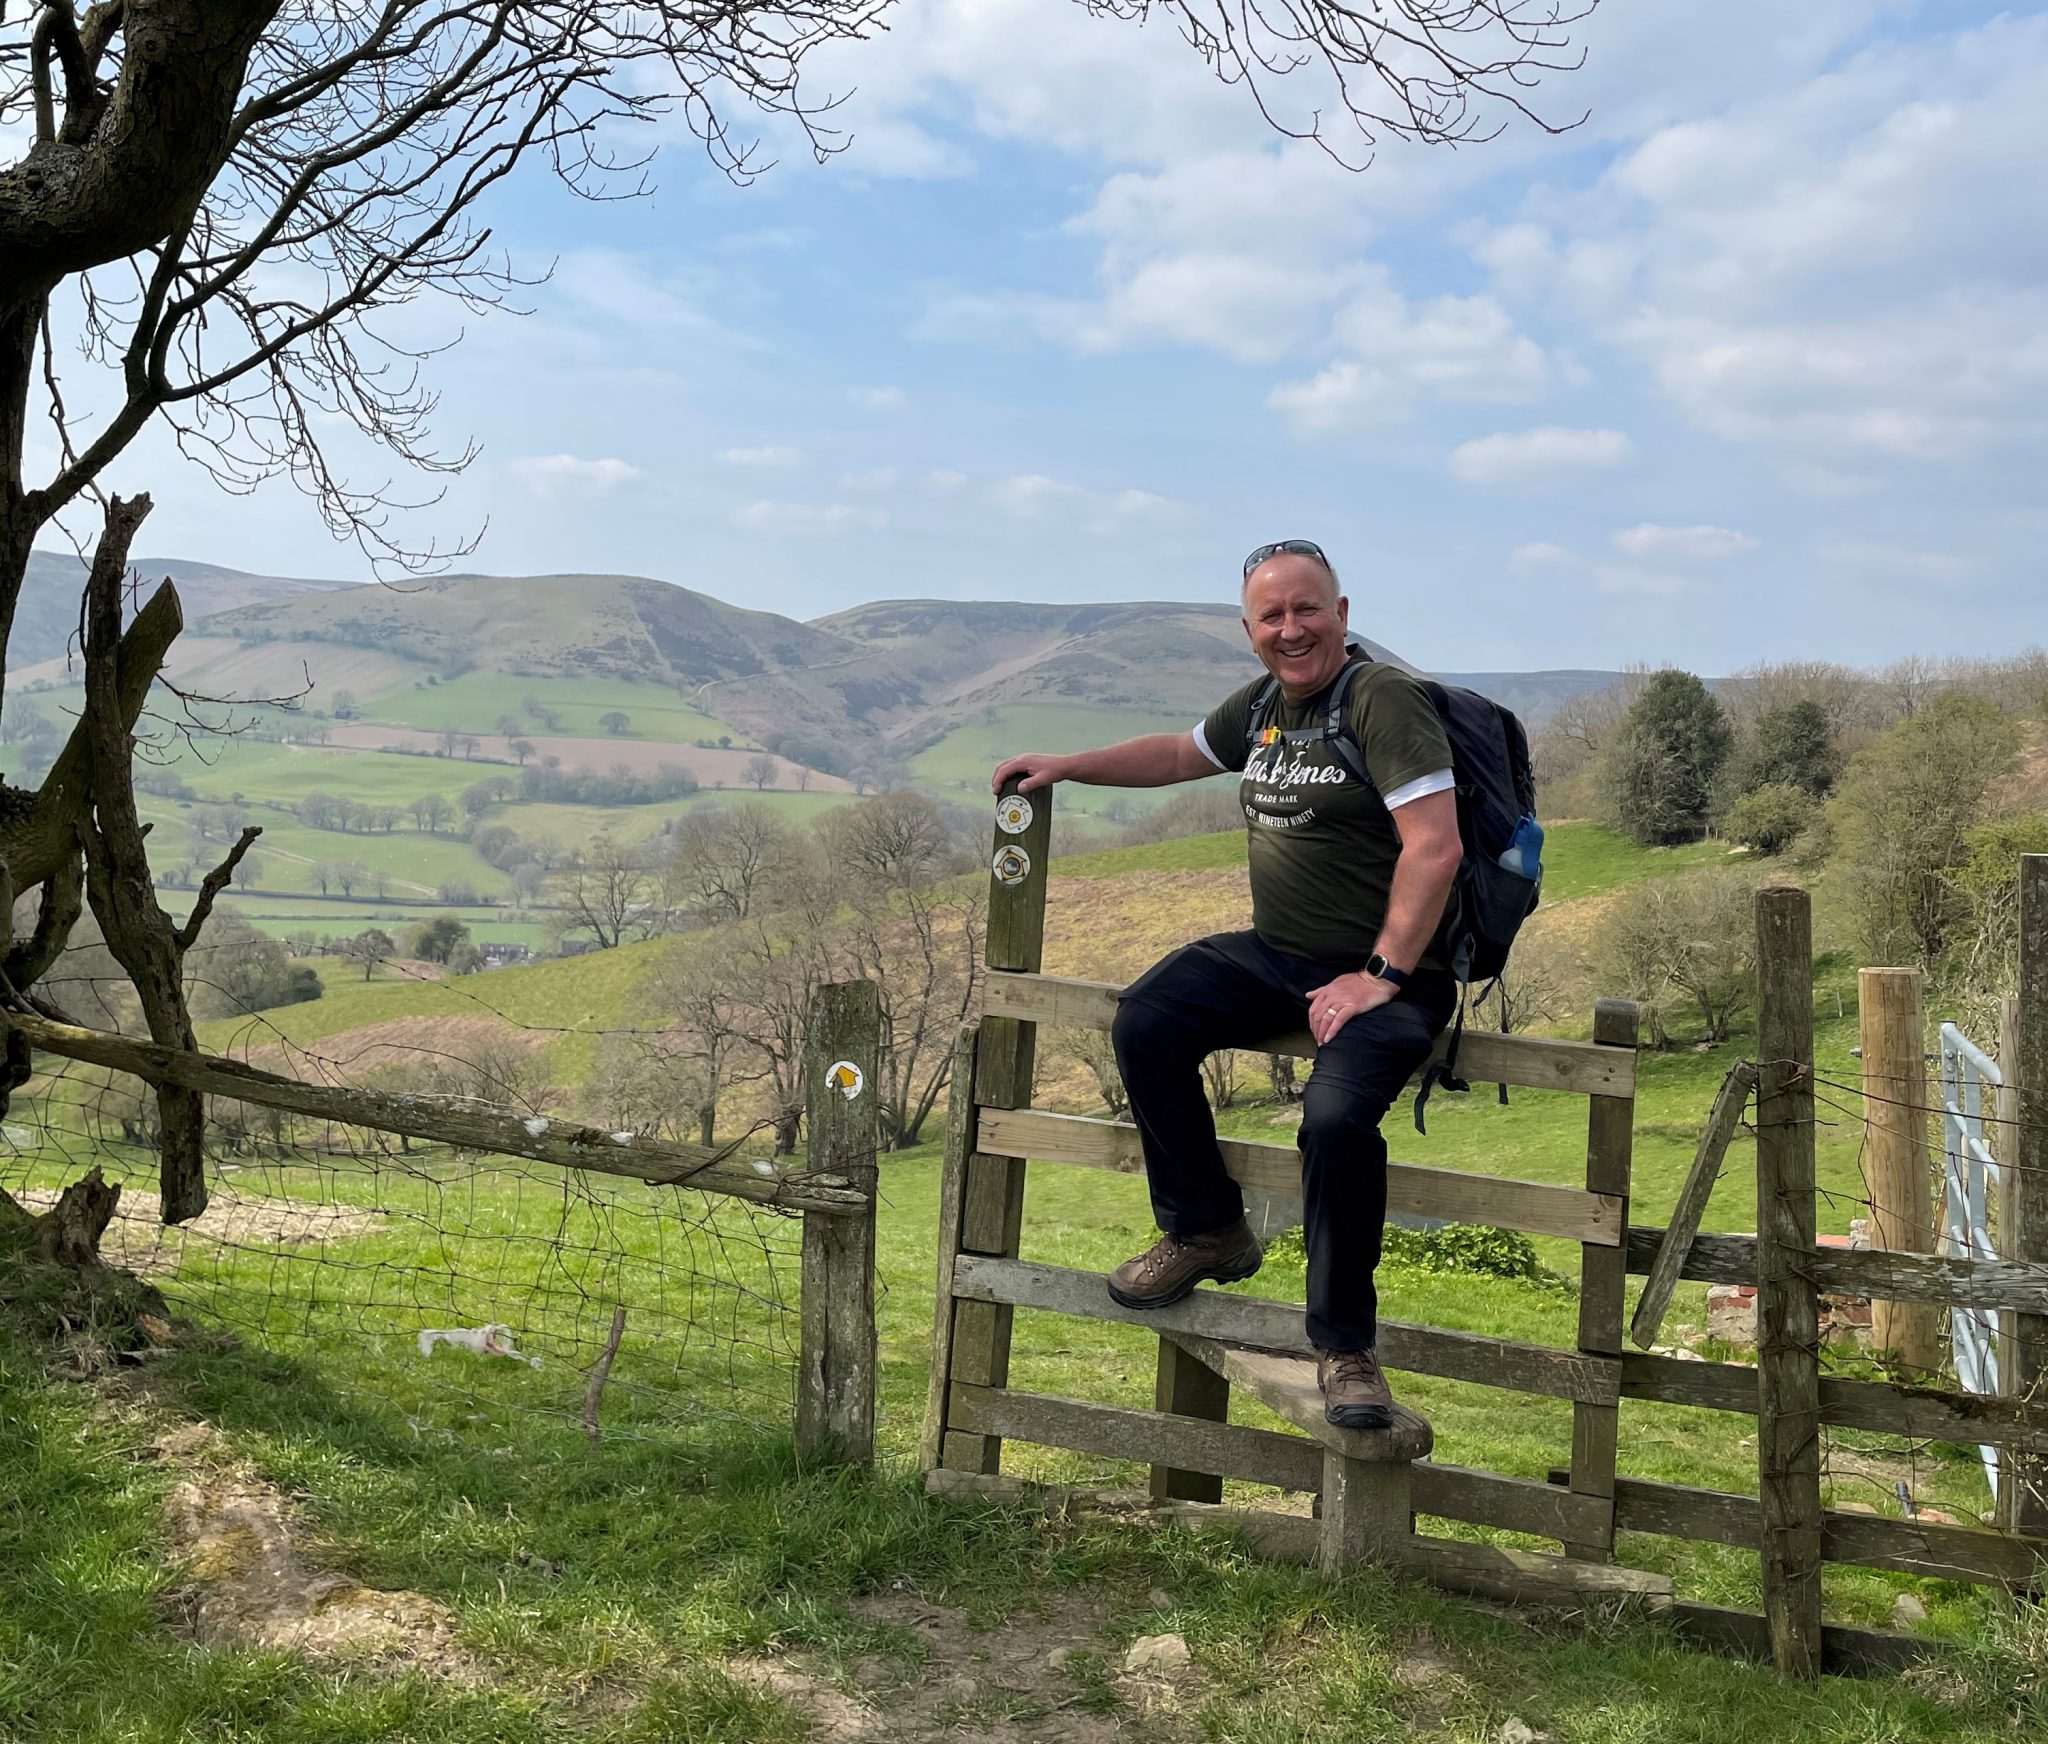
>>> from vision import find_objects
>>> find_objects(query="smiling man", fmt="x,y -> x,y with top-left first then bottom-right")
989,539 -> 1462,1428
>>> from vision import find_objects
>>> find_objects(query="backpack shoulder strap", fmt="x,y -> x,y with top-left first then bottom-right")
1320,658 -> 1371,786
1244,676 -> 1281,748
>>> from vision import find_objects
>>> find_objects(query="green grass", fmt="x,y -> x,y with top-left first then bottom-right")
1537,821 -> 1732,903
496,788 -> 852,847
4,1078 -> 2042,1741
206,896 -> 553,952
356,672 -> 745,745
911,704 -> 1207,820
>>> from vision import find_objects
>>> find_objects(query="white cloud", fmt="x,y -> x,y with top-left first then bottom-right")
1504,540 -> 1688,597
840,468 -> 900,490
924,469 -> 968,491
1268,277 -> 1550,431
506,454 -> 642,496
991,472 -> 1185,525
1817,540 -> 1971,584
851,386 -> 908,411
1510,542 -> 1574,571
1610,523 -> 1757,562
733,501 -> 888,535
718,445 -> 802,467
1477,14 -> 2048,463
1450,427 -> 1634,485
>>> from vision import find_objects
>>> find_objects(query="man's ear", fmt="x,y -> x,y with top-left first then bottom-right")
1337,595 -> 1350,631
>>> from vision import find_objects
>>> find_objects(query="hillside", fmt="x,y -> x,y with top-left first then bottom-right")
10,549 -> 353,669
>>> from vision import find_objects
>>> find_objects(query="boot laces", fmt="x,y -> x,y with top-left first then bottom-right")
1325,1348 -> 1381,1386
1138,1233 -> 1188,1280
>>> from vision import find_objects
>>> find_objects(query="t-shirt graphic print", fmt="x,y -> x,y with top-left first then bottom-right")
1197,657 -> 1453,967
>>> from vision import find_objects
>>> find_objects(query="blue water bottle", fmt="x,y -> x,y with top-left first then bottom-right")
1499,814 -> 1544,880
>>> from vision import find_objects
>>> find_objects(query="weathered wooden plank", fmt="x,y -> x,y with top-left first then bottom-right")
1622,1346 -> 2048,1449
1860,967 -> 1940,1373
1754,886 -> 1823,1679
953,1255 -> 1622,1403
1543,1470 -> 2048,1587
982,970 -> 1635,1097
1630,1060 -> 1756,1351
1623,1226 -> 2048,1316
3,1010 -> 871,1217
1669,1603 -> 1940,1677
1567,998 -> 1637,1563
1321,1447 -> 1414,1571
1415,1463 -> 1610,1545
919,1023 -> 981,1474
950,1383 -> 1322,1491
1151,1335 -> 1230,1504
975,1106 -> 1623,1247
922,1469 -> 1672,1604
1164,1332 -> 1433,1462
796,980 -> 881,1465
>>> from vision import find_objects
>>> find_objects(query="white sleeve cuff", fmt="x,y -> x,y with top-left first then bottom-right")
1191,722 -> 1227,772
1383,767 -> 1455,811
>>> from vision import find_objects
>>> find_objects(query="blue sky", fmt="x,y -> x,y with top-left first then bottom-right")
105,0 -> 2048,672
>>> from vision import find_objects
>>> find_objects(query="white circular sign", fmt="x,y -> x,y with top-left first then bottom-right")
825,1060 -> 864,1100
995,793 -> 1034,835
992,844 -> 1031,886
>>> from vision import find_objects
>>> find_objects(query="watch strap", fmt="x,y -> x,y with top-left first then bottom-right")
1366,954 -> 1409,988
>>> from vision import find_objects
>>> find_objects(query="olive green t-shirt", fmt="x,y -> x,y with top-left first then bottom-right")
1199,657 -> 1453,967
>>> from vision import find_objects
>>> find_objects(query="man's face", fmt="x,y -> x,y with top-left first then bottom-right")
1242,556 -> 1350,699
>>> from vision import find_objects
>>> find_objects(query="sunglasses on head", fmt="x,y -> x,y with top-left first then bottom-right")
1242,539 -> 1329,578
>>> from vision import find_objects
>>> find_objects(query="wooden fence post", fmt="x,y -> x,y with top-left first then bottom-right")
1859,967 -> 1940,1375
1563,997 -> 1636,1562
940,780 -> 1052,1473
2010,856 -> 2048,1540
920,1020 -> 981,1473
796,978 -> 881,1465
1755,886 -> 1823,1678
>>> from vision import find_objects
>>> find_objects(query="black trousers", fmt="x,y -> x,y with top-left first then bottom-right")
1111,931 -> 1456,1353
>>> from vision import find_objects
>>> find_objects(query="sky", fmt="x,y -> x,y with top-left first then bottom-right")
64,0 -> 2048,673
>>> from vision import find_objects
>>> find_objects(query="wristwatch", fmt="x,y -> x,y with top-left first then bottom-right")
1364,952 -> 1409,989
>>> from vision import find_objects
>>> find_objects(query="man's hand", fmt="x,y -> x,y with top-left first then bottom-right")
990,752 -> 1073,795
1306,970 -> 1398,1047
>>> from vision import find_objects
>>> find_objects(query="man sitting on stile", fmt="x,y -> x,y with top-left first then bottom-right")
989,540 -> 1462,1427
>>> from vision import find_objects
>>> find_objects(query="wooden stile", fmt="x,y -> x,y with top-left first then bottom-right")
1754,886 -> 1824,1679
920,1022 -> 982,1474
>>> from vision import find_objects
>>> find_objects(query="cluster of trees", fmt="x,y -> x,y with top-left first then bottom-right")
515,759 -> 698,807
573,794 -> 984,1153
1529,651 -> 2048,1044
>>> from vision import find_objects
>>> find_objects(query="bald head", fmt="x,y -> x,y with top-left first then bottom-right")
1242,550 -> 1341,604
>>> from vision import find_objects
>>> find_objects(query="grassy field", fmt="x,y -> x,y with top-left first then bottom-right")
912,704 -> 1216,820
1050,820 -> 1733,891
206,896 -> 553,952
357,672 -> 745,745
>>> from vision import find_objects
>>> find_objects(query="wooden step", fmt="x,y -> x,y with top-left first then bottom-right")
1164,1331 -> 1433,1463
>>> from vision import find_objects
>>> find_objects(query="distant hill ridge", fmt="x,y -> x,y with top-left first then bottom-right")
15,553 -> 1627,737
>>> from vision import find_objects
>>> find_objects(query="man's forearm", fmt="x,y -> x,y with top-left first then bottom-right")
1061,733 -> 1208,788
1374,845 -> 1459,972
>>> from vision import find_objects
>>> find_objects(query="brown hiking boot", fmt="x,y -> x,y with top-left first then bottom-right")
1317,1347 -> 1394,1429
1106,1218 -> 1262,1309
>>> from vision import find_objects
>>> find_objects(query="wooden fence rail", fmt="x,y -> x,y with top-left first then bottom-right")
5,985 -> 883,1466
